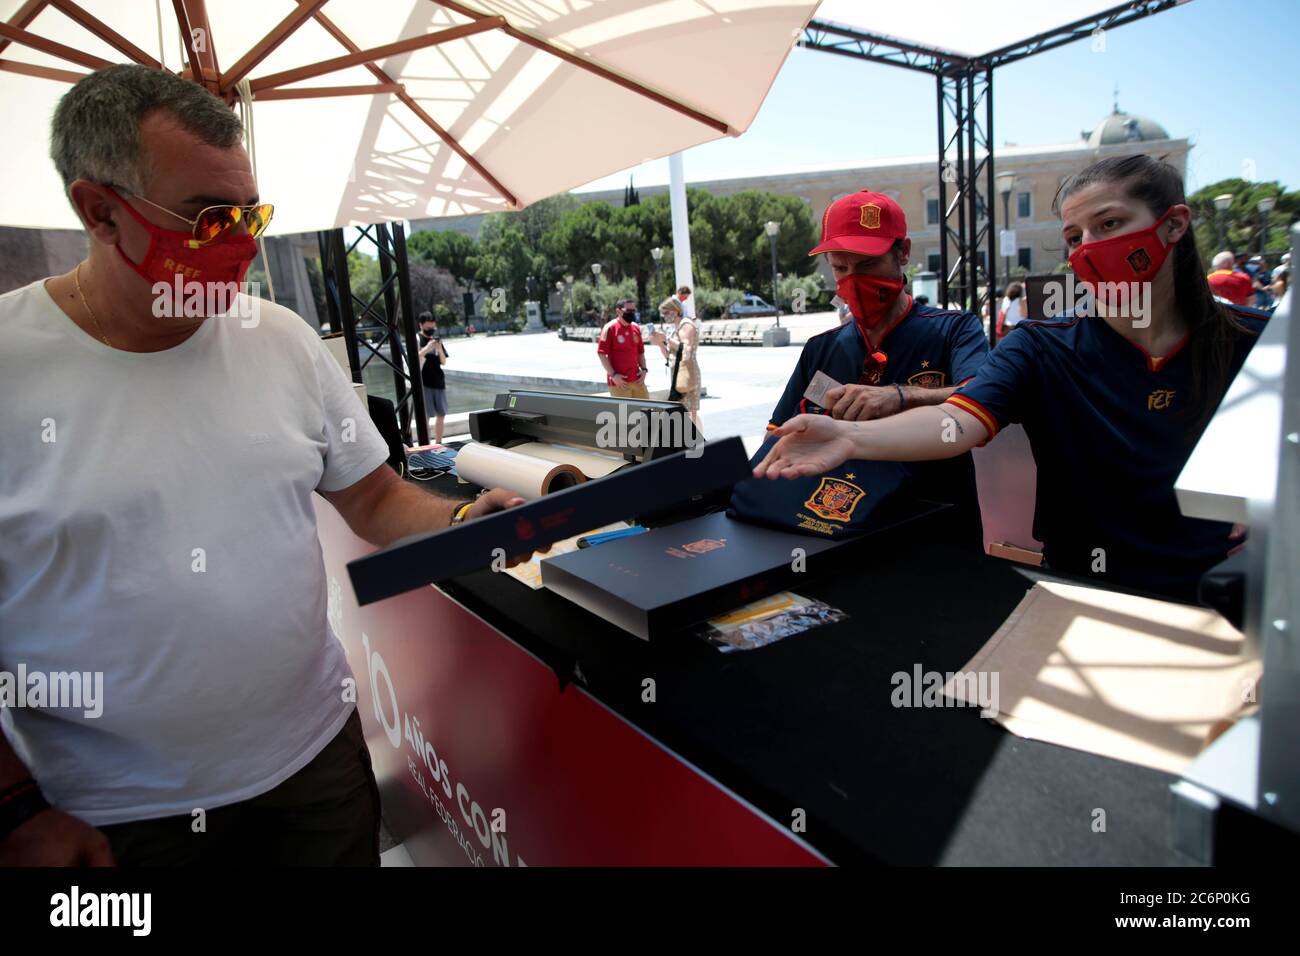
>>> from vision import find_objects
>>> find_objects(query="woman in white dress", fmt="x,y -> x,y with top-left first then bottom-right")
651,296 -> 702,429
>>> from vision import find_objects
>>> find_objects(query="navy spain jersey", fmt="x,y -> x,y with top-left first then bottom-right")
760,300 -> 989,543
947,306 -> 1268,600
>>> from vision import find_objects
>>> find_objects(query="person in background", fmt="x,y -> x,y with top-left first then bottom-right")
757,154 -> 1265,603
1269,262 -> 1289,303
651,295 -> 702,428
417,311 -> 449,444
1207,251 -> 1254,305
674,285 -> 694,320
998,282 -> 1025,338
914,294 -> 930,306
1246,256 -> 1273,309
597,296 -> 648,399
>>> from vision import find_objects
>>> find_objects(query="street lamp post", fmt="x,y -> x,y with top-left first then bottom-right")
997,171 -> 1016,281
1213,193 -> 1234,250
563,274 -> 574,326
590,262 -> 602,316
765,220 -> 781,328
1258,196 -> 1277,255
650,246 -> 663,306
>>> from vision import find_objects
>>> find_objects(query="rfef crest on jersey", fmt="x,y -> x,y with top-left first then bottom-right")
907,369 -> 947,388
804,477 -> 866,522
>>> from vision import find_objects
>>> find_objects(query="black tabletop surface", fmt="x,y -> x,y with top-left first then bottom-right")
410,468 -> 1193,866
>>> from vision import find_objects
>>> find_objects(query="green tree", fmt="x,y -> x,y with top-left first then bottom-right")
406,229 -> 479,288
466,215 -> 544,318
1188,179 -> 1297,261
346,250 -> 383,321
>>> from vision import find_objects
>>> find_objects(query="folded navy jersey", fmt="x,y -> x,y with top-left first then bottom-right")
728,433 -> 909,539
764,301 -> 987,542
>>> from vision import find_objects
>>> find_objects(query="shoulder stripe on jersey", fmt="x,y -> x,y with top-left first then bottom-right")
945,394 -> 1000,440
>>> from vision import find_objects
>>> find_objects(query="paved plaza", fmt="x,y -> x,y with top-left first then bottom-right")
434,310 -> 843,456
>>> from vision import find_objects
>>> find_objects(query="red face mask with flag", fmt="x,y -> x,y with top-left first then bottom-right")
1068,207 -> 1175,300
110,187 -> 259,289
836,273 -> 905,329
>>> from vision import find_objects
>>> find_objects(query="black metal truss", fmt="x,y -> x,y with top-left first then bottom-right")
799,1 -> 1183,341
937,68 -> 997,334
317,222 -> 429,446
980,0 -> 1183,70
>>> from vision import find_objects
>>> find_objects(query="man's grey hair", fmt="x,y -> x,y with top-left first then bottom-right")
1211,250 -> 1235,271
50,64 -> 243,198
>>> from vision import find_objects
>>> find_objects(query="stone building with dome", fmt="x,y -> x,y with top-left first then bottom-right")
407,103 -> 1185,291
553,103 -> 1187,286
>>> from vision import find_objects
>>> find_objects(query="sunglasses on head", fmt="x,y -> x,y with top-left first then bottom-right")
110,186 -> 274,246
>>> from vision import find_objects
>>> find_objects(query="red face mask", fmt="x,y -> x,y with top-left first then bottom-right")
837,273 -> 905,329
109,187 -> 258,290
1068,207 -> 1175,298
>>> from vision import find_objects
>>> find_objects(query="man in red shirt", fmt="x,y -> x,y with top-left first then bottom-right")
1207,250 -> 1254,306
597,297 -> 649,398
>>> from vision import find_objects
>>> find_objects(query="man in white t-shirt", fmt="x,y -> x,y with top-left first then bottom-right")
0,65 -> 530,866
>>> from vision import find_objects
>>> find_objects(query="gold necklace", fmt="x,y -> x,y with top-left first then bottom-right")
74,262 -> 112,348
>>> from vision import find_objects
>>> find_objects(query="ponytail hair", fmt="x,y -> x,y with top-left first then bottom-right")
1054,154 -> 1254,433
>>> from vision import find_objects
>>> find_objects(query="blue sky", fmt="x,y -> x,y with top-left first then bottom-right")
580,0 -> 1298,196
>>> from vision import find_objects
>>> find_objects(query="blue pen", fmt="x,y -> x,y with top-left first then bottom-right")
576,527 -> 648,549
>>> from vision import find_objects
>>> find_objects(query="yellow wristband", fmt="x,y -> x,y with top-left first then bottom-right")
450,500 -> 474,526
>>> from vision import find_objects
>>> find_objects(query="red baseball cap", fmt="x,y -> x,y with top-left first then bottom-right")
808,190 -> 907,258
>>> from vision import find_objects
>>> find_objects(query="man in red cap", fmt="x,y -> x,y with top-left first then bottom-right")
763,190 -> 989,541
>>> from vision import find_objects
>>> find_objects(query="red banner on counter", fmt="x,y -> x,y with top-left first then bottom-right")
315,496 -> 828,866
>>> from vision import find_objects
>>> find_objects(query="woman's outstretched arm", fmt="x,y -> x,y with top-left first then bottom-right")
753,403 -> 988,479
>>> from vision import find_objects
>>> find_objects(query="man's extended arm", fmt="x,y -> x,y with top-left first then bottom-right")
321,463 -> 528,548
825,383 -> 959,421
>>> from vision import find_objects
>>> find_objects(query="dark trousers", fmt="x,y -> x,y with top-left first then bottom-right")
99,709 -> 381,866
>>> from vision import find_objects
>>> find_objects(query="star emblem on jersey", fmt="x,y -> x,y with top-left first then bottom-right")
805,477 -> 867,522
860,203 -> 882,229
921,360 -> 930,368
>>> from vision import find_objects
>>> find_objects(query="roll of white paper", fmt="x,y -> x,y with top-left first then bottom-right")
455,442 -> 587,499
506,441 -> 628,479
